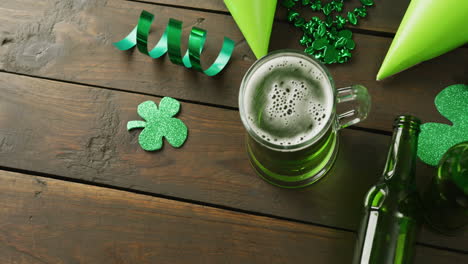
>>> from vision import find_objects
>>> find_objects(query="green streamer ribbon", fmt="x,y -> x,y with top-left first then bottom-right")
113,10 -> 235,76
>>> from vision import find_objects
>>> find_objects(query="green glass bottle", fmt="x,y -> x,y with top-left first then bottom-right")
423,141 -> 468,234
353,115 -> 421,264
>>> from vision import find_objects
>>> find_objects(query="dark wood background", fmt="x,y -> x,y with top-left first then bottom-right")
0,0 -> 466,263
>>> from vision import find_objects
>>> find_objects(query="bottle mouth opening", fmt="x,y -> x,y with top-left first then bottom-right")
393,115 -> 421,132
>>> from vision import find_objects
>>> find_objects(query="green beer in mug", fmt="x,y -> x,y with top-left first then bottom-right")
239,50 -> 371,188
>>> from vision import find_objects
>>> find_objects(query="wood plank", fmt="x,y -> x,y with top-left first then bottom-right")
1,0 -> 467,133
0,72 -> 466,252
0,170 -> 466,264
140,0 -> 406,34
141,0 -> 230,13
414,246 -> 468,264
0,0 -> 47,62
0,170 -> 354,264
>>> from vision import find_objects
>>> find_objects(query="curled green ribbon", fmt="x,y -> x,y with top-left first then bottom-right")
113,10 -> 235,76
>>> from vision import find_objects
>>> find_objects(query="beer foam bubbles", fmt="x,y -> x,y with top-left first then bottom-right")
243,54 -> 334,147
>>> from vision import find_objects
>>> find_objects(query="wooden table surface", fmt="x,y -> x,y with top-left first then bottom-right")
0,0 -> 467,263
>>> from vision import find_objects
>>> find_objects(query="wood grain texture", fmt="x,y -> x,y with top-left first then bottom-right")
0,170 -> 354,264
0,72 -> 466,252
0,0 -> 467,133
139,0 -> 406,34
0,170 -> 466,263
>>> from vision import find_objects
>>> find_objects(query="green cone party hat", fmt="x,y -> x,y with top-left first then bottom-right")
224,0 -> 277,59
377,0 -> 468,80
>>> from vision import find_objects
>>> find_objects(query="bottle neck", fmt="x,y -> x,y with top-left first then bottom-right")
382,116 -> 421,184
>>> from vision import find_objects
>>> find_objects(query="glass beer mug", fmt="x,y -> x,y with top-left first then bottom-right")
239,50 -> 371,188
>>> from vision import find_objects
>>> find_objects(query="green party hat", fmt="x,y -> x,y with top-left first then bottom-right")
377,0 -> 468,80
224,0 -> 277,59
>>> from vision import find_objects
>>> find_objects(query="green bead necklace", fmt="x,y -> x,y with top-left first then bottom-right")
282,0 -> 375,64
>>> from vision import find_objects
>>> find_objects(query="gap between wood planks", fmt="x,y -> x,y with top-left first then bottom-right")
126,0 -> 397,39
0,163 -> 467,256
127,0 -> 468,49
0,164 -> 354,234
128,0 -> 231,16
0,69 -> 465,255
0,69 -> 392,137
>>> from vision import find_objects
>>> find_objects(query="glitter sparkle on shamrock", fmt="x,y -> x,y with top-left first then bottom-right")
127,98 -> 188,151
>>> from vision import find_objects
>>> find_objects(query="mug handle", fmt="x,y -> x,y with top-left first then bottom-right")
336,85 -> 371,129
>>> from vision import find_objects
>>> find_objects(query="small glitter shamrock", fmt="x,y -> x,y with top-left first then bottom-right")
127,97 -> 188,151
418,84 -> 468,166
307,30 -> 354,64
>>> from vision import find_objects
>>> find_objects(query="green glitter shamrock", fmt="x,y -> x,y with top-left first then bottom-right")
127,97 -> 188,151
305,29 -> 354,64
418,84 -> 468,166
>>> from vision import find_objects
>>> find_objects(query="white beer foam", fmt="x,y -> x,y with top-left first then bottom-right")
244,54 -> 333,146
